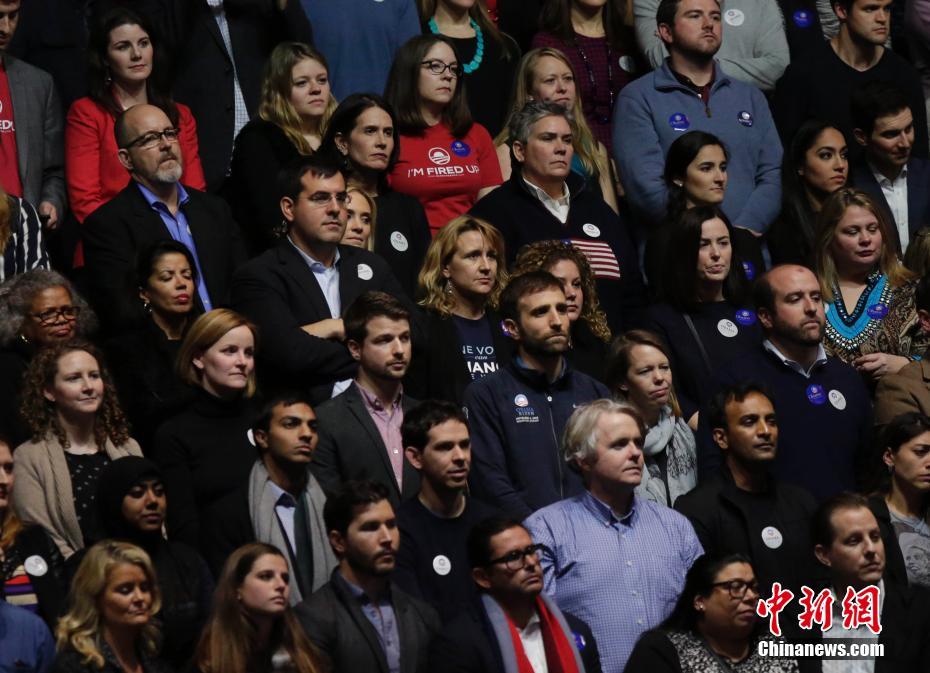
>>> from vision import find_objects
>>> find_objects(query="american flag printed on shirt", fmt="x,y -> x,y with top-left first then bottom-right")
565,238 -> 622,280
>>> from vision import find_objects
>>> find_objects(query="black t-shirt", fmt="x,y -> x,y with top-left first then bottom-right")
453,315 -> 500,382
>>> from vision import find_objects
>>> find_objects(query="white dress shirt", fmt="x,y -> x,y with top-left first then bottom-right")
523,178 -> 571,224
871,163 -> 909,250
822,580 -> 884,673
518,612 -> 548,673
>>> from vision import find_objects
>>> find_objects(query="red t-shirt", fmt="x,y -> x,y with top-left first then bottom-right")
388,122 -> 502,235
0,60 -> 23,197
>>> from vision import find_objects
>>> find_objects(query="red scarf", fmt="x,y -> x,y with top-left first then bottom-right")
505,596 -> 580,673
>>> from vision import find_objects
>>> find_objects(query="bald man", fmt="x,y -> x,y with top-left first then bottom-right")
83,104 -> 246,334
697,265 -> 872,500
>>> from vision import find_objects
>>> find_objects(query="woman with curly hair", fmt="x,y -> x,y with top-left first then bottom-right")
51,541 -> 170,673
405,215 -> 511,404
512,239 -> 610,381
13,341 -> 141,559
225,42 -> 338,252
194,543 -> 326,673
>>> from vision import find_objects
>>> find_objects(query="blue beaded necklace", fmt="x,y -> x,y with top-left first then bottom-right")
428,16 -> 484,73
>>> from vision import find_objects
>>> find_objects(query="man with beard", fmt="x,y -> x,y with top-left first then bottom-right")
427,517 -> 603,673
613,0 -> 782,236
84,103 -> 246,333
296,480 -> 440,673
698,265 -> 872,500
312,292 -> 420,509
463,271 -> 610,519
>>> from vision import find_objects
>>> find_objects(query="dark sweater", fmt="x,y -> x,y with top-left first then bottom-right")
151,388 -> 258,548
698,345 -> 872,501
773,40 -> 929,161
372,189 -> 432,300
394,496 -> 499,623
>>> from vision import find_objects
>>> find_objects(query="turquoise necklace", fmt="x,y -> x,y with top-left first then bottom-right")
428,16 -> 484,73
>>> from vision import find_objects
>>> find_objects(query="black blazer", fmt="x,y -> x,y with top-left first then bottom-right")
296,571 -> 440,673
851,157 -> 930,249
83,181 -> 247,333
311,384 -> 420,508
4,525 -> 67,629
230,240 -> 412,401
404,309 -> 513,406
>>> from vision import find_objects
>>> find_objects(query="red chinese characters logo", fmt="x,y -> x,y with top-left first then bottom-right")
755,583 -> 794,636
756,584 -> 882,635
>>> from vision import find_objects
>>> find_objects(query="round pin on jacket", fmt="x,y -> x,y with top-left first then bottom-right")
793,9 -> 812,26
390,231 -> 409,252
735,309 -> 756,326
761,527 -> 783,549
828,389 -> 847,411
24,555 -> 48,576
725,8 -> 745,25
357,263 -> 373,280
717,319 -> 738,338
867,303 -> 889,320
582,223 -> 601,238
737,110 -> 754,127
433,555 -> 451,576
806,384 -> 826,405
668,113 -> 690,131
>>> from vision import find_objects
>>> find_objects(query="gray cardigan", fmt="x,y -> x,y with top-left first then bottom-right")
13,435 -> 142,558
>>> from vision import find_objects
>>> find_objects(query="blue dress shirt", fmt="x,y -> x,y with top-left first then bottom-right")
336,572 -> 401,673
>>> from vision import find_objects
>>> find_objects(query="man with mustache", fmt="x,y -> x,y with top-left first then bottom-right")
83,103 -> 246,334
698,265 -> 871,501
464,270 -> 610,519
312,292 -> 420,509
297,480 -> 440,673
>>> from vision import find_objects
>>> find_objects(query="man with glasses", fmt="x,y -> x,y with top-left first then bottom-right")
524,399 -> 703,673
232,156 -> 409,403
84,103 -> 246,334
427,516 -> 602,673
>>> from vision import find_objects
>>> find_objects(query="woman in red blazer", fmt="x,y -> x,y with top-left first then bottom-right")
65,8 -> 205,234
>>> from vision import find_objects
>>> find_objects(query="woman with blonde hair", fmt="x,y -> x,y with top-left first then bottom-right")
14,341 -> 141,558
194,543 -> 326,673
495,47 -> 618,212
405,215 -> 511,404
815,188 -> 926,381
339,187 -> 377,251
152,309 -> 259,547
51,541 -> 169,673
512,239 -> 610,380
225,42 -> 338,252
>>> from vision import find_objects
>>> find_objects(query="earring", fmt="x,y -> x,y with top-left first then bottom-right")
444,279 -> 453,295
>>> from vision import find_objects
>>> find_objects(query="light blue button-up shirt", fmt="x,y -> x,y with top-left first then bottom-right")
288,236 -> 341,318
337,571 -> 401,673
525,490 -> 703,673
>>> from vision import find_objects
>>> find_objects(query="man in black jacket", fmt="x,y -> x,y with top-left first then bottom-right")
470,101 -> 645,333
296,480 -> 440,673
427,517 -> 602,673
231,157 -> 410,401
84,104 -> 247,334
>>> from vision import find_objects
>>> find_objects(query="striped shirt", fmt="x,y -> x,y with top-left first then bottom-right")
0,196 -> 49,282
525,491 -> 703,673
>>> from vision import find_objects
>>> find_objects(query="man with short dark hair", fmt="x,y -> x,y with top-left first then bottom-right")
464,271 -> 610,519
84,104 -> 246,332
427,517 -> 602,673
232,158 -> 409,400
312,291 -> 419,507
296,480 -> 440,673
774,0 -> 928,161
470,101 -> 644,333
393,400 -> 497,622
201,391 -> 337,602
699,264 -> 871,500
851,80 -> 930,250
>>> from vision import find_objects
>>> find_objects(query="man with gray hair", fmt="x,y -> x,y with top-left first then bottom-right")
525,398 -> 703,673
470,101 -> 645,333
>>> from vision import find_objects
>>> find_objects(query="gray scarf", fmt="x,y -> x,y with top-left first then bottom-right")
247,461 -> 337,603
635,405 -> 697,506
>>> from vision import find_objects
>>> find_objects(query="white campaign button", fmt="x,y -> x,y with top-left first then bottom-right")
24,555 -> 48,576
717,319 -> 738,338
725,8 -> 745,25
357,263 -> 374,281
247,429 -> 256,446
433,555 -> 452,576
828,389 -> 847,411
390,231 -> 409,252
761,527 -> 783,550
618,55 -> 636,72
582,223 -> 601,238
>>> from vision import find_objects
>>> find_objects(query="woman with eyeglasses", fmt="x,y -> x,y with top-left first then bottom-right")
625,554 -> 800,672
385,34 -> 503,236
0,270 -> 97,447
13,341 -> 141,559
531,0 -> 638,153
418,0 -> 519,137
65,8 -> 205,248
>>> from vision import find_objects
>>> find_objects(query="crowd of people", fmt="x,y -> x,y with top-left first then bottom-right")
3,0 -> 930,671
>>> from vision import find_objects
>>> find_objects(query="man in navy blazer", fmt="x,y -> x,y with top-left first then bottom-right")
851,80 -> 930,252
231,157 -> 410,402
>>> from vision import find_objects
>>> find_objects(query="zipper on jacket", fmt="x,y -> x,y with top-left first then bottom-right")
545,393 -> 564,499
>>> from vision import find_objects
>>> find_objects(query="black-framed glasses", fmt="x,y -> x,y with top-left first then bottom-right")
124,127 -> 180,150
711,579 -> 761,600
421,59 -> 464,78
30,306 -> 80,325
488,544 -> 545,571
